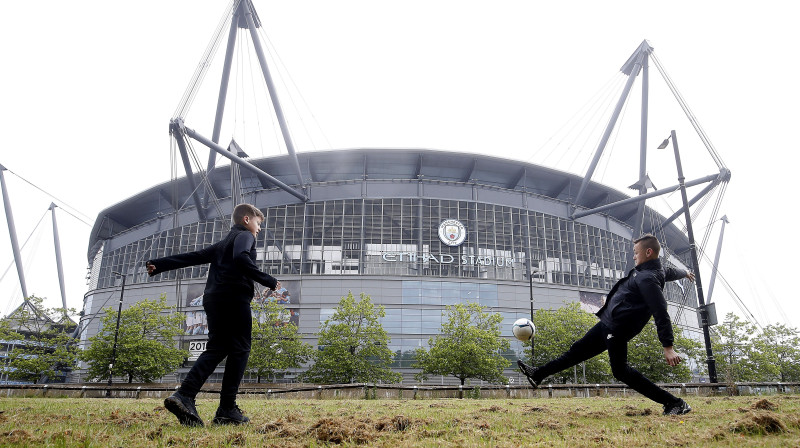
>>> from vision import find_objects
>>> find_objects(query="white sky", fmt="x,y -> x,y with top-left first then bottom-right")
0,1 -> 797,329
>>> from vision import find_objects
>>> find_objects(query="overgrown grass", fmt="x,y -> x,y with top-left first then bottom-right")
1,395 -> 800,447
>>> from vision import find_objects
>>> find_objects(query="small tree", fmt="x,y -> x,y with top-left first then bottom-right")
759,323 -> 800,382
2,296 -> 78,384
627,320 -> 702,383
528,302 -> 611,384
80,295 -> 187,383
248,300 -> 314,382
414,303 -> 510,386
300,292 -> 401,384
712,313 -> 779,383
0,320 -> 23,343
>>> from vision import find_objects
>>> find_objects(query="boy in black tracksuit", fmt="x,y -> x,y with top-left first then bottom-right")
518,234 -> 695,415
146,204 -> 277,426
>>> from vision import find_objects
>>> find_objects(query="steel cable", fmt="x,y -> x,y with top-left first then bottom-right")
650,52 -> 727,169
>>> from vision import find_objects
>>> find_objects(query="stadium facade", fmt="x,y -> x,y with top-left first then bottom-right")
78,148 -> 700,384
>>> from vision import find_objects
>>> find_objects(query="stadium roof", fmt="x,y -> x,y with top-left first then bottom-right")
88,148 -> 692,261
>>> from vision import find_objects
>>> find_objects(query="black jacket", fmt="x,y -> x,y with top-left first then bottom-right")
147,224 -> 277,299
596,258 -> 686,347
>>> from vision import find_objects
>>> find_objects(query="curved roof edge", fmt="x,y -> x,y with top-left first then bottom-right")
88,148 -> 692,261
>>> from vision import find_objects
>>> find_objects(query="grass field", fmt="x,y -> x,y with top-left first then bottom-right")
1,395 -> 799,447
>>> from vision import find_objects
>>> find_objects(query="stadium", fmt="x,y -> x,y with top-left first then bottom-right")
77,147 -> 705,384
71,2 -> 732,386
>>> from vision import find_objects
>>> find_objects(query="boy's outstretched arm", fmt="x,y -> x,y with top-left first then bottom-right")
146,247 -> 213,277
664,266 -> 695,283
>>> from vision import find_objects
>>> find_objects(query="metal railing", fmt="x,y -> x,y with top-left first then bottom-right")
2,381 -> 798,400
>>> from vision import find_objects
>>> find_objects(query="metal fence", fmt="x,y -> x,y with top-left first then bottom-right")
2,382 -> 799,400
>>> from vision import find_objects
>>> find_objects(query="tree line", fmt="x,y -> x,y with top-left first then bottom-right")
2,294 -> 799,386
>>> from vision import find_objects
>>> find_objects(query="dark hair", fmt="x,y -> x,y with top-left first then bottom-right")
633,233 -> 660,256
232,203 -> 264,225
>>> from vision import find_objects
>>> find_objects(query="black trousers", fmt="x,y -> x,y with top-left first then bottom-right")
179,294 -> 252,407
533,322 -> 678,405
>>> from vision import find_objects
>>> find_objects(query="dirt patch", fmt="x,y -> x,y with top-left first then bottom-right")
785,414 -> 800,429
145,428 -> 162,440
374,415 -> 412,431
535,419 -> 563,430
40,414 -> 73,424
225,432 -> 246,446
309,417 -> 378,444
522,405 -> 547,413
1,429 -> 33,443
429,402 -> 451,408
283,412 -> 302,423
624,408 -> 653,416
719,412 -> 788,437
107,409 -> 133,427
479,405 -> 507,413
46,429 -> 88,445
165,435 -> 184,446
258,418 -> 305,438
261,441 -> 306,448
419,429 -> 449,438
751,399 -> 778,411
474,420 -> 490,430
105,409 -> 155,427
190,434 -> 218,447
259,420 -> 285,433
570,410 -> 610,419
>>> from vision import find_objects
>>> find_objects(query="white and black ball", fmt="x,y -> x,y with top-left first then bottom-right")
512,318 -> 535,341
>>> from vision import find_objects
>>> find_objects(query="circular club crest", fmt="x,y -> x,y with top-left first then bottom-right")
438,219 -> 467,246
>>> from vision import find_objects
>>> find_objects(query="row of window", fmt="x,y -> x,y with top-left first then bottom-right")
94,199 -> 693,307
95,199 -> 650,290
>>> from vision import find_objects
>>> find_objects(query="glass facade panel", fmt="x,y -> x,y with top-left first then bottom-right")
420,310 -> 442,333
401,308 -> 422,334
440,283 -> 460,305
420,281 -> 441,306
381,308 -> 402,333
94,199 -> 695,310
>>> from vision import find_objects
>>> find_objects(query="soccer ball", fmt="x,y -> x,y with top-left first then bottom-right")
512,318 -> 535,341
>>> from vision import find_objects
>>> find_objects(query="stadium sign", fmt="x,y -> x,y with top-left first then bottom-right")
438,219 -> 466,246
188,340 -> 207,361
381,251 -> 517,267
381,219 -> 517,267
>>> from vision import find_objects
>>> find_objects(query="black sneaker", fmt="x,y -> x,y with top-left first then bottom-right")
517,359 -> 540,389
213,404 -> 250,425
663,399 -> 692,416
164,392 -> 204,427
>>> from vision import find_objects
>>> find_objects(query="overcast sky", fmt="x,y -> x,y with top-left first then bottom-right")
1,1 -> 797,329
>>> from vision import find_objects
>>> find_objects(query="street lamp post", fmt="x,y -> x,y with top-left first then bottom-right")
528,269 -> 536,366
107,271 -> 127,396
